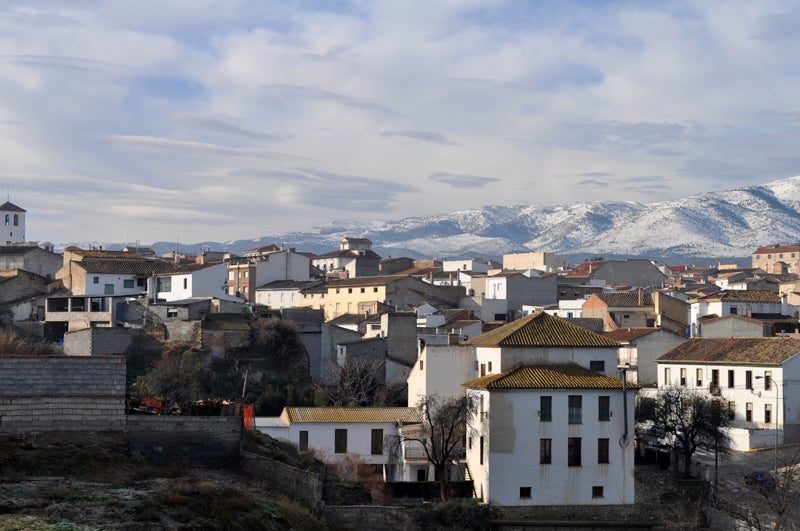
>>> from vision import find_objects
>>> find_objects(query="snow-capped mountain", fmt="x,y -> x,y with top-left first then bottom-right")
143,175 -> 800,261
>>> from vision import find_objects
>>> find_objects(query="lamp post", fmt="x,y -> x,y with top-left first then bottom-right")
756,374 -> 780,471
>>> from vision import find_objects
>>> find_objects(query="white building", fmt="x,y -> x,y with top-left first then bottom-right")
442,258 -> 495,274
155,262 -> 238,302
464,364 -> 635,505
656,337 -> 800,450
688,290 -> 795,337
254,279 -> 325,309
0,201 -> 25,244
254,406 -> 421,480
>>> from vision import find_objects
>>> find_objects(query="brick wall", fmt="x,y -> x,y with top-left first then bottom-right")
0,355 -> 126,433
127,416 -> 242,467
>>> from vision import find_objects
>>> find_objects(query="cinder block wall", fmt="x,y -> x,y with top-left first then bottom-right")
0,355 -> 126,433
64,328 -> 140,356
127,416 -> 242,467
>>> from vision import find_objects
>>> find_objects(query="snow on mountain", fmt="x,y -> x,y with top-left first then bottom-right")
101,175 -> 800,260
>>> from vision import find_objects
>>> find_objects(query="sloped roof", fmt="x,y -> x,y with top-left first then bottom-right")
594,291 -> 654,307
160,261 -> 225,275
256,279 -> 325,291
313,249 -> 382,260
0,201 -> 25,212
694,290 -> 781,303
753,244 -> 800,255
282,407 -> 421,424
656,338 -> 800,365
76,259 -> 171,275
67,249 -> 144,259
603,327 -> 660,343
561,260 -> 607,278
463,363 -> 631,390
465,310 -> 619,348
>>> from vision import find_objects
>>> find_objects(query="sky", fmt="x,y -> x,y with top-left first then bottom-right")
2,1 -> 800,245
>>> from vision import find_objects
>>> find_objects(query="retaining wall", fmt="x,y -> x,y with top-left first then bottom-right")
240,449 -> 323,509
127,415 -> 242,467
322,505 -> 409,531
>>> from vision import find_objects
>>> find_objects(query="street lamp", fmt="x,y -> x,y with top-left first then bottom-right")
755,374 -> 780,471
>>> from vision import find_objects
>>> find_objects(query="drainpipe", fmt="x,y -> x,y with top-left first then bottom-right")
619,365 -> 629,441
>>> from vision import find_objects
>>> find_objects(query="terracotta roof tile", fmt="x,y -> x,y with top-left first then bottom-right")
77,259 -> 171,275
464,363 -> 631,390
657,338 -> 800,365
594,291 -> 654,307
694,290 -> 781,303
283,407 -> 421,423
753,244 -> 800,255
603,328 -> 660,342
465,310 -> 620,348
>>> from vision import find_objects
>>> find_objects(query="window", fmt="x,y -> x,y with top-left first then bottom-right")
664,367 -> 671,385
334,429 -> 347,453
336,288 -> 340,294
568,438 -> 581,467
123,279 -> 134,289
764,371 -> 772,391
519,487 -> 532,499
419,360 -> 424,371
540,438 -> 552,464
696,368 -> 703,387
299,430 -> 308,452
765,404 -> 772,424
598,396 -> 610,421
746,402 -> 753,422
680,368 -> 687,386
371,429 -> 383,455
488,361 -> 492,372
592,486 -> 604,498
480,363 -> 486,377
360,287 -> 365,293
730,307 -> 738,315
373,287 -> 378,293
540,396 -> 552,422
93,277 -> 100,284
347,288 -> 352,293
590,360 -> 605,372
166,308 -> 178,318
746,370 -> 753,390
598,438 -> 609,464
104,284 -> 114,295
727,401 -> 736,420
12,214 -> 17,226
183,278 -> 188,289
158,277 -> 172,292
479,436 -> 484,465
728,370 -> 735,389
568,395 -> 582,424
711,369 -> 719,389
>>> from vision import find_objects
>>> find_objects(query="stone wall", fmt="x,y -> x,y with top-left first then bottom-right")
322,505 -> 409,531
240,449 -> 322,509
0,355 -> 126,433
127,415 -> 242,467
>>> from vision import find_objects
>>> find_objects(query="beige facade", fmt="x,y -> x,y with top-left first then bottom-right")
752,244 -> 800,274
503,252 -> 567,272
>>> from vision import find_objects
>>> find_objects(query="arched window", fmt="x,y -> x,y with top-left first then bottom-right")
13,214 -> 18,226
3,215 -> 8,226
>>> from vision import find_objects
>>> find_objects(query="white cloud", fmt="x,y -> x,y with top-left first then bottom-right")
0,1 -> 798,244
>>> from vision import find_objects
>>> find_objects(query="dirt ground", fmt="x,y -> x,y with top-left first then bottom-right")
0,433 -> 328,530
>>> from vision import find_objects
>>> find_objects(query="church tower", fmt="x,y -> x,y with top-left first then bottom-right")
0,201 -> 26,244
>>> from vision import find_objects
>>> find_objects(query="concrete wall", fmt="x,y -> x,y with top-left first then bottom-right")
0,355 -> 126,433
127,415 -> 242,466
64,327 -> 142,356
240,449 -> 322,509
322,506 -> 408,531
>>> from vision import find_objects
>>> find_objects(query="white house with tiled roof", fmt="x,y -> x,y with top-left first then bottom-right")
688,290 -> 796,337
464,363 -> 636,506
254,406 -> 421,480
656,337 -> 800,450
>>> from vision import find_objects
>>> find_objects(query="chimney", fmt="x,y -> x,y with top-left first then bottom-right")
638,287 -> 643,306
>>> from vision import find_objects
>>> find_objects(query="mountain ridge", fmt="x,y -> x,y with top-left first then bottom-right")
72,175 -> 800,263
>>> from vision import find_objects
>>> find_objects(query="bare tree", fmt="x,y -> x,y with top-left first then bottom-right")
653,386 -> 731,477
391,394 -> 475,501
329,356 -> 406,407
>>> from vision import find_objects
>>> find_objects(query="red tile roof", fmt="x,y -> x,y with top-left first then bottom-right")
657,337 -> 800,365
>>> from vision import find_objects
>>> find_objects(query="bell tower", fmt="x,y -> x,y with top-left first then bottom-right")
0,200 -> 26,244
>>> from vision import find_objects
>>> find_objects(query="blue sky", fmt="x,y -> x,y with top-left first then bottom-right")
2,1 -> 800,244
